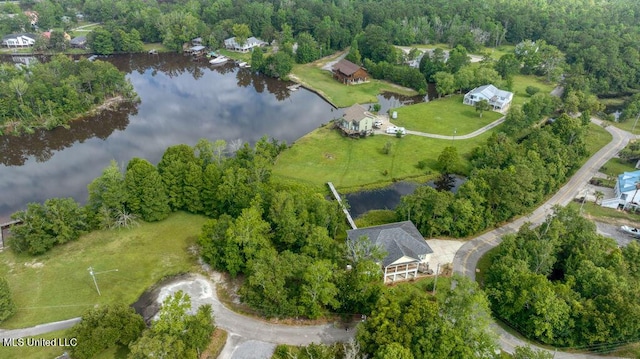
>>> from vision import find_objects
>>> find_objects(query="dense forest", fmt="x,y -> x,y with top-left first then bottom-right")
3,0 -> 640,97
485,206 -> 640,349
0,54 -> 136,135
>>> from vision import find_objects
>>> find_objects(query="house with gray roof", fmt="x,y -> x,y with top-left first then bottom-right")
337,104 -> 375,137
601,170 -> 640,210
347,221 -> 433,283
463,84 -> 513,111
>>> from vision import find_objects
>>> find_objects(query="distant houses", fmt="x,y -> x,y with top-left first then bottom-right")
332,59 -> 369,85
2,33 -> 37,48
336,104 -> 375,137
463,84 -> 513,111
347,221 -> 434,283
224,36 -> 266,52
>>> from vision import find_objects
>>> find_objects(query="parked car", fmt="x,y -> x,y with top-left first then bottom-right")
374,120 -> 383,128
386,126 -> 406,134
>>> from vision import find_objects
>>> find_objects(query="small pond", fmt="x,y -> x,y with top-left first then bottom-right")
344,175 -> 467,219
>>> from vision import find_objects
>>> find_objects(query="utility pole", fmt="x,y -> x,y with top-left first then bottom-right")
88,266 -> 118,296
433,263 -> 440,295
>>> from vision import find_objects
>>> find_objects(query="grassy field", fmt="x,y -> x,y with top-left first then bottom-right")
273,123 -> 494,190
290,53 -> 417,108
585,122 -> 614,157
218,48 -> 252,62
354,209 -> 398,227
391,95 -> 503,135
0,212 -> 207,329
601,157 -> 636,178
510,74 -> 557,106
569,202 -> 640,225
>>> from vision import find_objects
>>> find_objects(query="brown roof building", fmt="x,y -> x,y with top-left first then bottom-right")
332,59 -> 369,85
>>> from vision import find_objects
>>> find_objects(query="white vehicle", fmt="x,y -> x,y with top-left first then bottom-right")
620,225 -> 640,239
386,126 -> 406,135
373,120 -> 383,128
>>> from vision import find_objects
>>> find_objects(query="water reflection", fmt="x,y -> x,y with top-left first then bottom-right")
0,53 -> 335,221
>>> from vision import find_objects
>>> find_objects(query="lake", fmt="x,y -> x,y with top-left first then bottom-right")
0,53 -> 344,221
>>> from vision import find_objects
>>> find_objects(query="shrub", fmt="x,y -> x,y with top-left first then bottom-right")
525,86 -> 540,96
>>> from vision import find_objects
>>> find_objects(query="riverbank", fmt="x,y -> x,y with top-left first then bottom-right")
289,52 -> 418,108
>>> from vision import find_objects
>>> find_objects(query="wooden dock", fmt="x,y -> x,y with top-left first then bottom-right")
0,220 -> 22,249
327,182 -> 357,230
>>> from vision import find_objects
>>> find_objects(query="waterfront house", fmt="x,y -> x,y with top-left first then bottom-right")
332,59 -> 369,85
347,221 -> 433,283
336,104 -> 375,137
70,36 -> 87,49
2,33 -> 36,48
601,170 -> 640,210
463,84 -> 513,111
224,36 -> 266,52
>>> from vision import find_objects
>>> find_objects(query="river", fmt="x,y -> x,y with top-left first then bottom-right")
0,53 -> 343,221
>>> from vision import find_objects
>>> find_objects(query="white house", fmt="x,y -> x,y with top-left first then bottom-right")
463,84 -> 513,111
601,170 -> 640,209
2,33 -> 36,48
347,221 -> 433,283
224,36 -> 266,52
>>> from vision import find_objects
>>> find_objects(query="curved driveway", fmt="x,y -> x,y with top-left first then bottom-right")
378,115 -> 506,139
453,120 -> 637,358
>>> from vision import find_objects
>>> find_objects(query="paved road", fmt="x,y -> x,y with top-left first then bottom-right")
0,318 -> 81,339
453,119 -> 637,358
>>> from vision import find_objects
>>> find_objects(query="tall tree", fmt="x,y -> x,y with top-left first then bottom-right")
232,23 -> 251,46
124,158 -> 170,222
0,277 -> 16,323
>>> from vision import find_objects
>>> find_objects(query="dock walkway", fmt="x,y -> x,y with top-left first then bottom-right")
327,182 -> 357,230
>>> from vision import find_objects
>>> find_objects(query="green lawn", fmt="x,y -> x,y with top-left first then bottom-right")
569,202 -> 640,225
391,95 -> 503,135
601,157 -> 637,178
0,212 -> 207,329
510,74 -> 557,106
290,53 -> 417,108
585,122 -> 614,157
354,209 -> 398,226
273,123 -> 494,191
218,48 -> 252,62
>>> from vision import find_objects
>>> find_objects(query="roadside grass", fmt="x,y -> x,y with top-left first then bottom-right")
475,246 -> 500,288
354,209 -> 398,227
391,95 -> 503,135
569,201 -> 640,225
290,53 -> 417,108
585,122 -> 614,157
603,118 -> 640,135
272,124 -> 494,190
0,212 -> 207,329
510,74 -> 557,106
600,157 -> 637,178
0,329 -> 71,359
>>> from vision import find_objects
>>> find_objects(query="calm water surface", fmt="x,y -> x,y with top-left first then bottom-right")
0,53 -> 345,221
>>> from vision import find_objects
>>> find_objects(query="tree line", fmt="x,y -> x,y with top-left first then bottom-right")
4,0 -> 639,96
484,206 -> 640,349
0,54 -> 137,136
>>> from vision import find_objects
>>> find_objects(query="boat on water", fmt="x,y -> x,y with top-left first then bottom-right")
209,55 -> 229,65
238,61 -> 250,68
287,84 -> 301,91
620,225 -> 640,238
